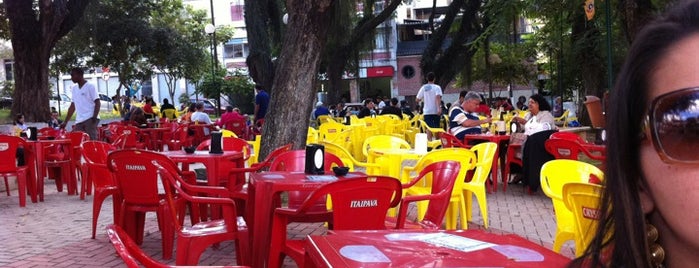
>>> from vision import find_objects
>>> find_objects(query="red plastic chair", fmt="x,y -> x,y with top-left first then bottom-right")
155,162 -> 250,266
392,160 -> 461,229
438,132 -> 470,148
43,139 -> 76,196
163,125 -> 192,151
188,123 -> 213,147
38,127 -> 61,140
82,141 -> 120,239
223,117 -> 250,140
503,143 -> 522,192
0,135 -> 34,207
549,131 -> 587,143
107,150 -> 178,260
545,138 -> 606,163
106,224 -> 247,268
117,125 -> 147,150
267,175 -> 402,268
66,131 -> 89,187
269,150 -> 346,212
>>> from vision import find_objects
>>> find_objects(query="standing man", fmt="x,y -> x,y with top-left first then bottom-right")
416,72 -> 443,139
61,67 -> 100,140
254,84 -> 270,122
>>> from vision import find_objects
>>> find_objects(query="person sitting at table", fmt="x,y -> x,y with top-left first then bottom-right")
191,102 -> 213,125
128,106 -> 148,127
47,110 -> 63,129
143,98 -> 156,119
180,103 -> 196,123
159,98 -> 177,120
449,92 -> 492,141
509,94 -> 557,193
313,101 -> 330,119
216,106 -> 246,128
357,98 -> 376,118
380,98 -> 403,119
13,113 -> 27,166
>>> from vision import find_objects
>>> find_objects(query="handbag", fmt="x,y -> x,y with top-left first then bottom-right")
509,132 -> 528,146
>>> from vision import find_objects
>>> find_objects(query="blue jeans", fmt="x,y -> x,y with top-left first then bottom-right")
423,114 -> 441,128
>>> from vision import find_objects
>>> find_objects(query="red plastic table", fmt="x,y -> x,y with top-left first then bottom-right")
136,127 -> 170,151
462,133 -> 511,192
306,229 -> 571,267
27,139 -> 75,201
248,171 -> 366,268
158,150 -> 244,187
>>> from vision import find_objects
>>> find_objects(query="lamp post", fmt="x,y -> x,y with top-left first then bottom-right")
204,23 -> 220,116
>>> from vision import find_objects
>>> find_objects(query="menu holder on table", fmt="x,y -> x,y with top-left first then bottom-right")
306,175 -> 338,182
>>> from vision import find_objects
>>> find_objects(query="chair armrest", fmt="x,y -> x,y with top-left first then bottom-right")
178,182 -> 231,197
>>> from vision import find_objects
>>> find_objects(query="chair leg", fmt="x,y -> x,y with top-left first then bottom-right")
16,173 -> 27,207
4,176 -> 9,196
474,190 -> 489,229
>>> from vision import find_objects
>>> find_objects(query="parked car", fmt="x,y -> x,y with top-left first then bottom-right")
180,99 -> 222,115
49,94 -> 72,114
0,97 -> 12,109
99,94 -> 115,112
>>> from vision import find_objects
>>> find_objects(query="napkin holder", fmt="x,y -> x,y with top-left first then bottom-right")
305,144 -> 325,174
209,131 -> 223,154
415,133 -> 428,154
26,127 -> 37,141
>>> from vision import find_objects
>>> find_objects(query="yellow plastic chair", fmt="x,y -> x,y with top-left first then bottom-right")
554,110 -> 570,127
221,129 -> 237,138
247,135 -> 261,166
401,148 -> 477,230
460,142 -> 498,229
362,135 -> 411,175
161,109 -> 179,120
318,121 -> 347,143
417,120 -> 444,149
306,127 -> 319,144
562,182 -> 604,257
540,159 -> 605,253
320,141 -> 383,174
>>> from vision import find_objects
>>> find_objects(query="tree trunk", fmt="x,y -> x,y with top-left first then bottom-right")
617,0 -> 657,43
6,0 -> 91,122
572,7 -> 605,126
244,0 -> 276,92
259,0 -> 334,159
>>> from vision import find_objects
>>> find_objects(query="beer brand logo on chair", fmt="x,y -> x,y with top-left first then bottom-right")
0,143 -> 8,151
125,165 -> 147,171
350,199 -> 378,208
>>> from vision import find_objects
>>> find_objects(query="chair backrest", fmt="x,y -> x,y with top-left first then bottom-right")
301,176 -> 402,230
407,148 -> 477,188
320,141 -> 359,170
398,160 -> 461,229
438,132 -> 467,148
107,150 -> 180,206
38,127 -> 60,139
562,182 -> 604,256
82,141 -> 117,188
161,108 -> 177,120
221,129 -> 237,138
549,131 -> 587,144
540,159 -> 605,237
250,143 -> 293,171
0,135 -> 26,171
107,224 -> 168,268
115,125 -> 142,148
318,121 -> 347,142
545,138 -> 605,162
67,131 -> 90,146
361,135 -> 411,159
269,150 -> 345,172
467,142 -> 498,185
223,117 -> 248,139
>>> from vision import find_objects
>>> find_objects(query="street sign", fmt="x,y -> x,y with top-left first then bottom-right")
102,73 -> 109,81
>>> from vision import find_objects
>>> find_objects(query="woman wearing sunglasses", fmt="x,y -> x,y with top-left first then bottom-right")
571,1 -> 699,267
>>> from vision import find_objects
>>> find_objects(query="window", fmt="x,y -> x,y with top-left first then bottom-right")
4,61 -> 13,81
224,43 -> 249,59
230,1 -> 244,21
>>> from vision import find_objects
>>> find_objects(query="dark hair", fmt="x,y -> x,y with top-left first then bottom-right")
14,113 -> 24,124
226,105 -> 233,112
163,98 -> 170,105
70,67 -> 84,75
390,97 -> 398,106
529,94 -> 551,111
459,90 -> 468,98
572,2 -> 699,267
426,72 -> 436,82
188,103 -> 196,112
195,102 -> 204,110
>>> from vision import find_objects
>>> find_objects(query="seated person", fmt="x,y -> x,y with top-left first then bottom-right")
357,98 -> 376,118
143,98 -> 156,119
47,110 -> 63,129
449,92 -> 491,141
160,98 -> 177,120
313,102 -> 330,119
13,114 -> 27,166
180,103 -> 196,123
128,107 -> 147,127
380,98 -> 403,119
509,94 -> 557,193
217,106 -> 246,128
190,102 -> 213,125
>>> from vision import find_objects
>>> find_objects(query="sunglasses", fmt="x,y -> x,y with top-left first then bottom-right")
645,87 -> 699,163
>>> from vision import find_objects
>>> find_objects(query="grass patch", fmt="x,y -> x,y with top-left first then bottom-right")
0,109 -> 121,124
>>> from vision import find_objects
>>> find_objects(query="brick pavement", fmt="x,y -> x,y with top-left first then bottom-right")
0,176 -> 574,267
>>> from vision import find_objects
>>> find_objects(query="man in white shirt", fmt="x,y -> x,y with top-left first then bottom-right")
191,102 -> 213,124
61,67 -> 100,140
416,72 -> 443,139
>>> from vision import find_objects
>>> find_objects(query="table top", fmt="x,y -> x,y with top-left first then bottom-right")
463,133 -> 511,142
306,229 -> 570,267
159,150 -> 243,159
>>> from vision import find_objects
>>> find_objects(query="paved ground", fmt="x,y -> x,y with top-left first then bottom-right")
0,172 -> 575,267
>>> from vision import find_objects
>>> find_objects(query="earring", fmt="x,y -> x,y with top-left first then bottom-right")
646,223 -> 665,267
